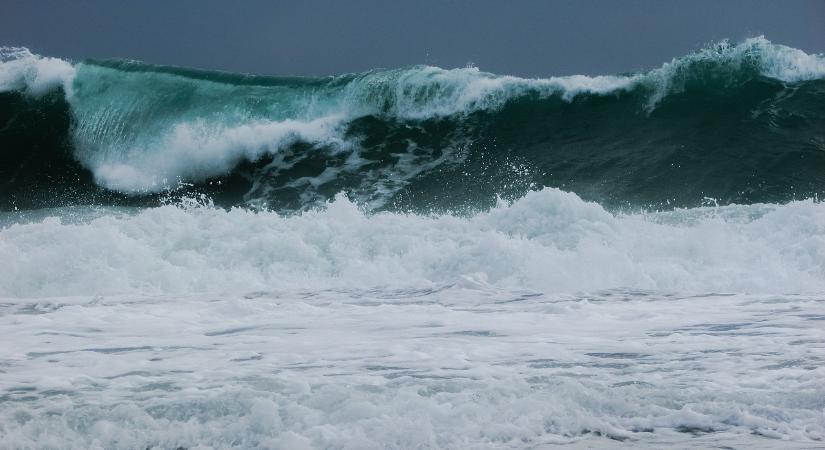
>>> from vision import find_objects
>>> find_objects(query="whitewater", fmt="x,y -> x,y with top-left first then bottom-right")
1,38 -> 825,449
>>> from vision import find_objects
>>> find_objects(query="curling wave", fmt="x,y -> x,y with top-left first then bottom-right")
1,37 -> 825,211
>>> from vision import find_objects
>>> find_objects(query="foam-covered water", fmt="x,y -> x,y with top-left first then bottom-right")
1,280 -> 823,448
1,190 -> 824,448
2,38 -> 825,448
2,189 -> 825,298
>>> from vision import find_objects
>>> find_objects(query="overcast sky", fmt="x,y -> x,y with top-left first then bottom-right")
1,0 -> 823,77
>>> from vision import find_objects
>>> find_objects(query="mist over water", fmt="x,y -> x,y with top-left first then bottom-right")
1,38 -> 824,449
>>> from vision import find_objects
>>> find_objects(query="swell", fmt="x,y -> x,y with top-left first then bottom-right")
1,37 -> 825,212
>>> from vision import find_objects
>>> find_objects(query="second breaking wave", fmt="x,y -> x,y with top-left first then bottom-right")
2,188 -> 824,298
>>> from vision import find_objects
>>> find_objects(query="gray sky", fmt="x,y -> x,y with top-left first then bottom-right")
1,0 -> 823,77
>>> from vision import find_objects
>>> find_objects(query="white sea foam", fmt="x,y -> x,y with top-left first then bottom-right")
2,188 -> 825,447
0,262 -> 822,447
0,47 -> 75,96
727,36 -> 825,82
2,188 -> 824,298
90,116 -> 347,191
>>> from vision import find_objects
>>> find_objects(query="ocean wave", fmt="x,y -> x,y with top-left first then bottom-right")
1,37 -> 824,210
4,38 -> 825,450
2,188 -> 824,298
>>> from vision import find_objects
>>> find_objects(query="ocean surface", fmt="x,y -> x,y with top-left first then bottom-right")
1,37 -> 824,449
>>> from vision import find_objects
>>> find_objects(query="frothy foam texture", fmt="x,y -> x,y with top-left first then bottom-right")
91,117 -> 347,191
1,244 -> 823,448
0,47 -> 75,96
2,188 -> 824,298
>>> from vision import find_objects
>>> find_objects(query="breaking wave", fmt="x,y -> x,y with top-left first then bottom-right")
2,188 -> 824,298
1,37 -> 824,211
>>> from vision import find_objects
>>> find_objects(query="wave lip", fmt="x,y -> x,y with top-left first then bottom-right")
643,36 -> 825,98
89,116 -> 348,192
0,46 -> 75,96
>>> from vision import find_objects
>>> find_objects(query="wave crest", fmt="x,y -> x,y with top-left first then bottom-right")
1,37 -> 824,210
0,46 -> 75,96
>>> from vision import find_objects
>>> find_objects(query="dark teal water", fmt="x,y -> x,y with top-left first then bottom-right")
2,38 -> 824,212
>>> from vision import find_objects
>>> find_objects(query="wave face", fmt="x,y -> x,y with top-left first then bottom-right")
2,37 -> 825,211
